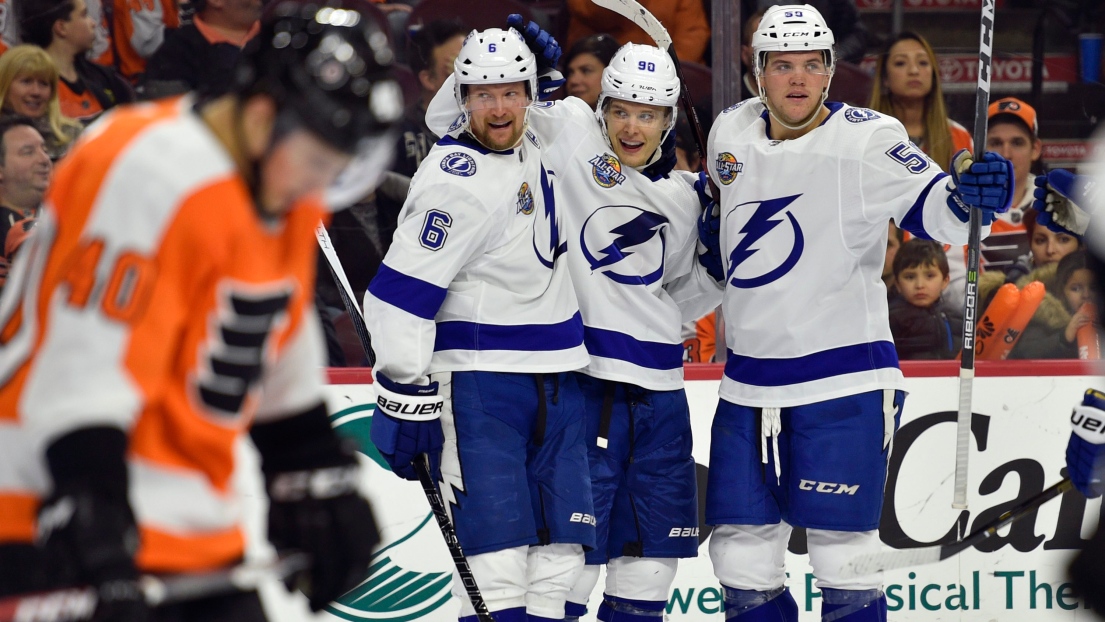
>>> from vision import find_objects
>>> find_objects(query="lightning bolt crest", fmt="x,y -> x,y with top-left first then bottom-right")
589,211 -> 668,270
727,194 -> 805,288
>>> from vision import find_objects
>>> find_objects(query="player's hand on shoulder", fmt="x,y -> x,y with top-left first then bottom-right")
369,371 -> 445,481
1033,170 -> 1092,237
694,171 -> 725,282
642,132 -> 677,181
1068,389 -> 1105,498
507,14 -> 563,99
946,149 -> 1013,225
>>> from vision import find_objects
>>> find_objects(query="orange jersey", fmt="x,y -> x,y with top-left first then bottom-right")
113,0 -> 180,79
58,80 -> 105,122
0,97 -> 328,573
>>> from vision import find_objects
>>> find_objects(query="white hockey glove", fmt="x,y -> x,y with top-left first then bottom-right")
1033,170 -> 1095,238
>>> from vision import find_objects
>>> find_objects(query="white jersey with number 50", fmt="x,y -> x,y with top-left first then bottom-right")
707,99 -> 988,407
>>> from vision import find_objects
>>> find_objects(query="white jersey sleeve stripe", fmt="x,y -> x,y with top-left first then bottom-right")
367,262 -> 449,320
436,312 -> 584,352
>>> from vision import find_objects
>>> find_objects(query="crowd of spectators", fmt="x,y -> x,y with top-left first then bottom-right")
0,0 -> 1099,363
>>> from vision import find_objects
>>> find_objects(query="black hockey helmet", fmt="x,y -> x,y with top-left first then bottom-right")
233,0 -> 403,153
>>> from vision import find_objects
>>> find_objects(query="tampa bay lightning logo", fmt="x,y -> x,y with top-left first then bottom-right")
726,195 -> 804,289
844,108 -> 880,123
441,152 -> 476,176
722,100 -> 748,115
526,129 -> 541,148
447,114 -> 465,133
580,205 -> 668,285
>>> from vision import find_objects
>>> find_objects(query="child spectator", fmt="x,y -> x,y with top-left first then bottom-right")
0,46 -> 82,160
1054,250 -> 1100,348
889,239 -> 962,360
21,0 -> 135,124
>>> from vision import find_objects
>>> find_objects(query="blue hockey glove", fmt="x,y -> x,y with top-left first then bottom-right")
507,13 -> 564,99
695,171 -> 724,282
1068,389 -> 1105,498
946,149 -> 1013,226
370,371 -> 444,481
641,132 -> 677,181
1033,170 -> 1094,237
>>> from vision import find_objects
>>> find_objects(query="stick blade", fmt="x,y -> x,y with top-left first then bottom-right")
589,0 -> 672,50
841,546 -> 945,578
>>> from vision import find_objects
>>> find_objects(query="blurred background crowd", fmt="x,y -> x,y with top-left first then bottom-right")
0,0 -> 1102,364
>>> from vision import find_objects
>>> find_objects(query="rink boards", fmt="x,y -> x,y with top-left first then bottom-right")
252,362 -> 1105,621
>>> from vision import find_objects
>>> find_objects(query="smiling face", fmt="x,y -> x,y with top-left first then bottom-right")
0,124 -> 51,209
603,99 -> 669,168
883,38 -> 933,102
6,73 -> 52,119
896,261 -> 949,308
465,82 -> 530,151
758,51 -> 831,133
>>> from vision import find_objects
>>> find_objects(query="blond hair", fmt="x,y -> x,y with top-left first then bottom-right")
869,32 -> 953,172
0,45 -> 81,148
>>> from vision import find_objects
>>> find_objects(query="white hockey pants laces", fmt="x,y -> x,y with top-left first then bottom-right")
761,407 -> 782,484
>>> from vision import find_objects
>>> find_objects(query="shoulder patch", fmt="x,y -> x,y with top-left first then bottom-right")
532,101 -> 554,108
517,182 -> 535,214
447,114 -> 465,133
722,100 -> 748,115
844,108 -> 880,123
526,129 -> 541,148
440,152 -> 477,177
589,153 -> 626,188
715,152 -> 744,185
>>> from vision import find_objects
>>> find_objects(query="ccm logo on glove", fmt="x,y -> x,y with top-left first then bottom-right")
377,396 -> 444,417
799,480 -> 859,495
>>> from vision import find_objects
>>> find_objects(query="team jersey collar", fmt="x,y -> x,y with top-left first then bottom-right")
759,101 -> 845,139
438,132 -> 516,156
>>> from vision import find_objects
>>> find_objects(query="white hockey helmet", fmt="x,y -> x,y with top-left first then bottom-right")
752,4 -> 836,130
595,43 -> 680,149
452,27 -> 537,130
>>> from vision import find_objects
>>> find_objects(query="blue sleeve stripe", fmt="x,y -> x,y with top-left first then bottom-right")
897,172 -> 949,241
724,341 -> 899,387
583,326 -> 685,371
367,263 -> 448,320
435,312 -> 585,352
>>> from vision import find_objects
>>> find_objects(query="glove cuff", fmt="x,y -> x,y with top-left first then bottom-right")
374,373 -> 444,422
46,427 -> 129,502
1071,401 -> 1105,444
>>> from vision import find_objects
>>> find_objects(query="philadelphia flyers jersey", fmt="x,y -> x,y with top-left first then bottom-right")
707,100 -> 988,407
0,96 -> 328,572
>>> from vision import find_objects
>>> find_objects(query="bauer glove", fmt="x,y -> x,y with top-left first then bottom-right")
252,404 -> 380,611
369,371 -> 444,481
37,427 -> 148,622
1068,389 -> 1105,498
507,14 -> 564,99
946,149 -> 1013,226
1033,169 -> 1095,238
695,171 -> 725,282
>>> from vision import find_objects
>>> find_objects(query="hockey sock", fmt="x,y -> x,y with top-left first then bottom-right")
721,586 -> 799,621
460,606 -> 526,622
596,594 -> 666,622
820,588 -> 886,622
564,600 -> 588,621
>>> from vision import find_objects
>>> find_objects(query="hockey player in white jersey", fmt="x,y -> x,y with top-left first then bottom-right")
701,5 -> 1014,621
425,17 -> 723,622
363,27 -> 594,622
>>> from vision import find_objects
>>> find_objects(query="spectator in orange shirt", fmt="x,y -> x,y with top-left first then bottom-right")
21,0 -> 135,124
869,31 -> 971,173
142,0 -> 260,98
981,97 -> 1043,271
111,0 -> 180,81
0,46 -> 82,160
566,0 -> 708,65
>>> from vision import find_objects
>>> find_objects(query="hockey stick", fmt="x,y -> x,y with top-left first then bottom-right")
952,0 -> 997,510
843,479 -> 1072,578
0,553 -> 309,622
315,222 -> 376,367
415,454 -> 495,622
590,0 -> 717,197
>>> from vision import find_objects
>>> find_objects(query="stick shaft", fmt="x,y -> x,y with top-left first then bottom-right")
315,222 -> 376,367
953,0 -> 996,509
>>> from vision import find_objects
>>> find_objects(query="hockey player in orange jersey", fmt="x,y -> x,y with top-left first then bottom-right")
0,0 -> 404,619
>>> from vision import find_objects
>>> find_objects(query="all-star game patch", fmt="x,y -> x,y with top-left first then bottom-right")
715,152 -> 744,185
517,182 -> 535,214
441,152 -> 476,177
589,153 -> 626,188
844,108 -> 880,123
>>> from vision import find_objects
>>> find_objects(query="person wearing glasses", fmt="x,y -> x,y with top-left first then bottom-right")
699,5 -> 1014,621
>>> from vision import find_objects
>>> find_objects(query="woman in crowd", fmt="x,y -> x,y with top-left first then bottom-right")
0,45 -> 82,160
562,33 -> 619,109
